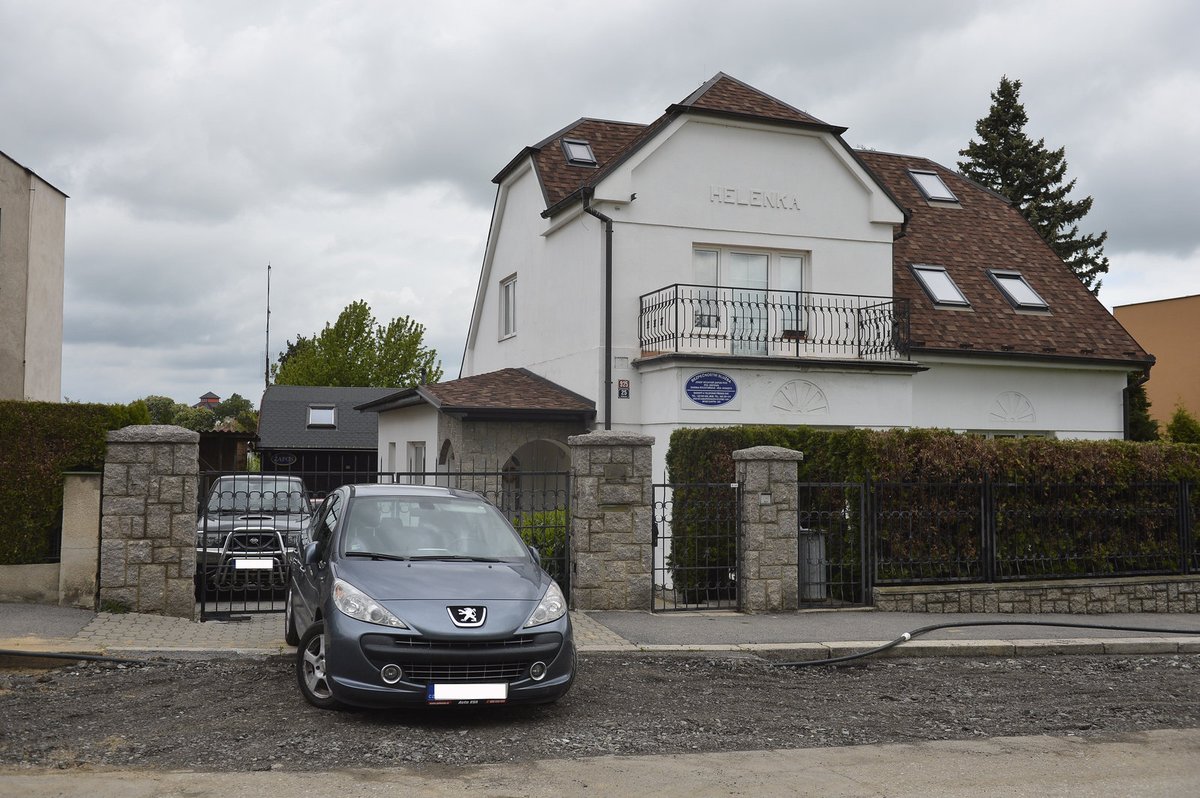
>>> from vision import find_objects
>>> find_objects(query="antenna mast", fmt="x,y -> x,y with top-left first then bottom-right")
264,262 -> 272,389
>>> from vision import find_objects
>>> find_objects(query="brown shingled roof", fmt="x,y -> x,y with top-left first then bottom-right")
358,368 -> 595,419
673,73 -> 839,131
528,119 -> 646,208
855,150 -> 1151,367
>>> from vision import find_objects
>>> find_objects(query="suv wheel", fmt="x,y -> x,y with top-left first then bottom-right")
284,585 -> 300,646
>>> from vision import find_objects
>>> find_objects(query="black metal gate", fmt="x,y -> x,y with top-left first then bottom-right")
797,482 -> 869,606
196,468 -> 570,619
652,482 -> 740,611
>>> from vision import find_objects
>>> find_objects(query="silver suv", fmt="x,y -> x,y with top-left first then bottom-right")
196,474 -> 313,591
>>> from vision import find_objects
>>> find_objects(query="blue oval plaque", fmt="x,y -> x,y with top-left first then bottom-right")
685,371 -> 737,406
271,452 -> 298,467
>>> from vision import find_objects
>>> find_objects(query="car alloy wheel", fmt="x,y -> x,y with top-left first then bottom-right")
296,621 -> 340,709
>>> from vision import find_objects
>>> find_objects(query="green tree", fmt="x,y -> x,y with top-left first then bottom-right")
958,76 -> 1109,294
1166,405 -> 1200,444
272,300 -> 443,388
1126,376 -> 1159,442
172,405 -> 217,432
143,395 -> 183,425
213,393 -> 258,432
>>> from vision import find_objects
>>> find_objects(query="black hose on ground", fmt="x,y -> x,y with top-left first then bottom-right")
0,649 -> 149,665
773,620 -> 1200,668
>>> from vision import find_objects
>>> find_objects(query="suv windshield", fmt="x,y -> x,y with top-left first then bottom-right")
341,495 -> 529,560
207,477 -> 309,513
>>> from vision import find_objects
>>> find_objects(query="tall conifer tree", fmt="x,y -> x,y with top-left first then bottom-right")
958,77 -> 1109,294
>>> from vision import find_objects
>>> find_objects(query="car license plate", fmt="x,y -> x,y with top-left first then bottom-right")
427,683 -> 508,704
233,558 -> 274,570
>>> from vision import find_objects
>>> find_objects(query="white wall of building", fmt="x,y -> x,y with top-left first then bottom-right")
910,356 -> 1128,439
375,404 -> 439,473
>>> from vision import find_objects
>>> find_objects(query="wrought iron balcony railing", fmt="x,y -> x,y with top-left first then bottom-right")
638,284 -> 910,361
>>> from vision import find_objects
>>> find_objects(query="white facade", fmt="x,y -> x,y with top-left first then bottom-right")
414,75 -> 1144,480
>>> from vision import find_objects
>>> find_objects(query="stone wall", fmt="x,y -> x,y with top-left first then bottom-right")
99,425 -> 199,619
874,576 -> 1200,614
569,431 -> 654,611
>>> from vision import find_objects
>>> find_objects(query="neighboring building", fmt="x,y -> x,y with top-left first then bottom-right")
0,150 -> 66,401
374,73 -> 1152,482
194,391 -> 221,410
256,385 -> 394,494
1114,295 -> 1200,426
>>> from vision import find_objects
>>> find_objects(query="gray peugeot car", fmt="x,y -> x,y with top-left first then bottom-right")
285,483 -> 575,709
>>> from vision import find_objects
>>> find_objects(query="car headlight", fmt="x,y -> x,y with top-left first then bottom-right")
523,581 -> 567,628
332,579 -> 409,629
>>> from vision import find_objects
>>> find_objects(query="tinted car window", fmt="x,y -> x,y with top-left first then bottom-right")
207,476 -> 308,513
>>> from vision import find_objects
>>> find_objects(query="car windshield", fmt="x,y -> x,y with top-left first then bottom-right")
341,495 -> 530,561
207,477 -> 309,513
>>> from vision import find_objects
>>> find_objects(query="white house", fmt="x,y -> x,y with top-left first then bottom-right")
367,73 -> 1151,482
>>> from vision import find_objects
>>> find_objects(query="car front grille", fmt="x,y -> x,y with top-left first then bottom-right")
360,632 -> 563,682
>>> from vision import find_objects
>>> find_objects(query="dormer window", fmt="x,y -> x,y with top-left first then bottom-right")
909,170 -> 958,202
911,264 -> 970,308
990,270 -> 1049,310
307,405 -> 336,428
562,138 -> 597,166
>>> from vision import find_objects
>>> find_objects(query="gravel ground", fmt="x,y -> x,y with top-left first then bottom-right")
2,652 -> 1198,772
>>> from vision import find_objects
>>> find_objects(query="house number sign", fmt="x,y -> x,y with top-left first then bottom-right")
685,372 -> 737,406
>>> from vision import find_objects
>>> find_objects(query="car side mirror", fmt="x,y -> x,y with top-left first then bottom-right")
303,541 -> 324,566
527,544 -> 541,564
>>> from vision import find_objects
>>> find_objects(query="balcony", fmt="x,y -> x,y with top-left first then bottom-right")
638,284 -> 910,362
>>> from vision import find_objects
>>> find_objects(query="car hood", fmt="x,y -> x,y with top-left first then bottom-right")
197,512 -> 310,532
335,559 -> 548,603
333,559 -> 554,637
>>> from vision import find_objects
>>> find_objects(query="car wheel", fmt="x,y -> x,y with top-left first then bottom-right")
297,621 -> 341,710
284,586 -> 300,646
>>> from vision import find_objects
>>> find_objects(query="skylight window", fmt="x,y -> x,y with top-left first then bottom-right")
990,271 -> 1049,310
909,170 -> 958,202
562,138 -> 597,166
911,264 -> 970,307
307,405 -> 336,428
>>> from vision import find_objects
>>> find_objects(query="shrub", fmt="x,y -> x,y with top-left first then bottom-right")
513,509 -> 568,588
0,400 -> 148,564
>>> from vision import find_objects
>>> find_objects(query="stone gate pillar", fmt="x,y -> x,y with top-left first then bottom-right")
568,431 -> 655,610
99,425 -> 199,619
733,445 -> 804,613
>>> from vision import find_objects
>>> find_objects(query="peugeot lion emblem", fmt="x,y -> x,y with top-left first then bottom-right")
448,606 -> 486,628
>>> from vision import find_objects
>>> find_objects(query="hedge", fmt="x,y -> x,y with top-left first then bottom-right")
0,400 -> 149,565
664,426 -> 1200,590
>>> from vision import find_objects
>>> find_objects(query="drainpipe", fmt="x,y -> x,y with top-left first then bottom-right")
583,192 -> 613,431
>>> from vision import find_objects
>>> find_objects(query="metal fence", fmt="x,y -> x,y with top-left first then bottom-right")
652,482 -> 741,611
797,479 -> 1197,606
196,467 -> 570,619
638,284 -> 910,361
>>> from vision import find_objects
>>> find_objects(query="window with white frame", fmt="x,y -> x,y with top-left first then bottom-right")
500,274 -> 517,338
307,405 -> 336,428
989,270 -> 1049,310
691,246 -> 809,353
911,264 -> 970,308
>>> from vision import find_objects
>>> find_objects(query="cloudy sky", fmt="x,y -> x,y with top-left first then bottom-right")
2,0 -> 1197,406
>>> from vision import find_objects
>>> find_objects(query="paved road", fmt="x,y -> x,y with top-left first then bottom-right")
2,729 -> 1197,797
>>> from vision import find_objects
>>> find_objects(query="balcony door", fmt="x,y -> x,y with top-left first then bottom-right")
726,252 -> 769,356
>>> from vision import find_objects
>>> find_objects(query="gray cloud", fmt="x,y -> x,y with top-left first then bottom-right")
2,0 -> 1196,404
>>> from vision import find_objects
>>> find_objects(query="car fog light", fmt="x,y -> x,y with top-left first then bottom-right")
380,664 -> 404,684
530,661 -> 547,681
